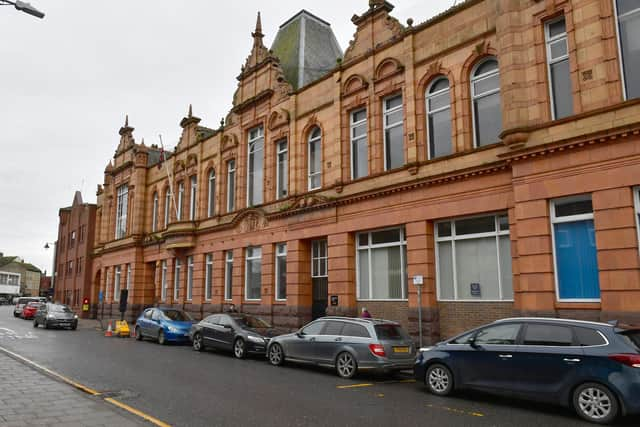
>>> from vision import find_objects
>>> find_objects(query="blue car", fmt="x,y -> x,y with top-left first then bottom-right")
134,307 -> 195,345
414,318 -> 640,424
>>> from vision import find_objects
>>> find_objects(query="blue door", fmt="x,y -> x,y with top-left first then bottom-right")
554,219 -> 600,299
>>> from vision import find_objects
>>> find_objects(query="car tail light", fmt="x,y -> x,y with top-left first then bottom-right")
369,344 -> 386,357
609,354 -> 640,368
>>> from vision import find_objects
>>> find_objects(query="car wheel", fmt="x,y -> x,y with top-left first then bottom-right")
13,312 -> 19,318
33,319 -> 38,328
158,330 -> 166,345
192,333 -> 204,352
233,338 -> 246,359
425,364 -> 454,396
71,324 -> 77,331
268,343 -> 284,366
44,321 -> 49,329
336,352 -> 357,379
135,326 -> 142,341
573,382 -> 619,424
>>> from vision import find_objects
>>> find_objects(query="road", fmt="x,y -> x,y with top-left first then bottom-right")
0,306 -> 638,427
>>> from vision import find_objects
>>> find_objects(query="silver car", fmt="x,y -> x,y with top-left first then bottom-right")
266,316 -> 416,378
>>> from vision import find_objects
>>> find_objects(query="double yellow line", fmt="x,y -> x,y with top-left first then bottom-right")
0,346 -> 171,427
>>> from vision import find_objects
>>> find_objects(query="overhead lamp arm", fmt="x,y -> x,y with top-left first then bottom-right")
0,0 -> 45,19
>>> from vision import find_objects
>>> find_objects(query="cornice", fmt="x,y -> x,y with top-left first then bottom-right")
231,89 -> 274,114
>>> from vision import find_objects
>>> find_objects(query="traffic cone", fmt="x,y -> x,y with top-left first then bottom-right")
105,321 -> 113,337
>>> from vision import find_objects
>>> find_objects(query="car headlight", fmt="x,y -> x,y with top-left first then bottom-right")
47,314 -> 54,319
73,315 -> 78,319
419,346 -> 434,353
167,326 -> 179,333
247,335 -> 264,343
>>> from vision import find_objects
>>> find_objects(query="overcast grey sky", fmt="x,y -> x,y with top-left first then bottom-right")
0,0 -> 452,273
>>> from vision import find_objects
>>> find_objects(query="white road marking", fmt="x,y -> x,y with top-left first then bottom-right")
0,327 -> 38,339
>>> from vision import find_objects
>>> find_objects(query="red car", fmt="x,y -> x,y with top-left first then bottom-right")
21,302 -> 42,319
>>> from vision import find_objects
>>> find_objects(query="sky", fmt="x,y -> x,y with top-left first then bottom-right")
0,0 -> 453,273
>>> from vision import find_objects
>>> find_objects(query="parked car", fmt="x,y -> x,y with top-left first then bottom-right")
13,297 -> 46,317
33,303 -> 78,330
414,317 -> 640,424
189,313 -> 284,358
134,308 -> 195,345
267,316 -> 416,379
21,301 -> 43,319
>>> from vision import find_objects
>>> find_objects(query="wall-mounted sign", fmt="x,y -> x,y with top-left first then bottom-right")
98,291 -> 103,302
330,295 -> 338,306
413,275 -> 424,286
470,283 -> 481,297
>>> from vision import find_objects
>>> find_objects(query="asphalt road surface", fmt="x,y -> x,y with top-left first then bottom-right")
1,306 -> 638,427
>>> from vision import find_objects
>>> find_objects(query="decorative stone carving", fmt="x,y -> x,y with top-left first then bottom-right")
383,15 -> 404,38
221,133 -> 239,152
267,109 -> 290,131
237,210 -> 268,233
343,74 -> 369,96
475,40 -> 490,56
375,57 -> 404,81
427,60 -> 442,77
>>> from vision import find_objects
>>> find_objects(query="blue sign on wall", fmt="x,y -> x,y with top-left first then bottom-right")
98,291 -> 103,302
470,283 -> 481,297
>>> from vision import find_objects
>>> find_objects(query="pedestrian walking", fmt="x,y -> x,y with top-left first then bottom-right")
360,307 -> 372,318
225,303 -> 238,313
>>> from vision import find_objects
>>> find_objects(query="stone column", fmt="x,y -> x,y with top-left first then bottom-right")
280,239 -> 311,329
326,233 -> 356,317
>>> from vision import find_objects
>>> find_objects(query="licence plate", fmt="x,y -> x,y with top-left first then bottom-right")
393,346 -> 410,353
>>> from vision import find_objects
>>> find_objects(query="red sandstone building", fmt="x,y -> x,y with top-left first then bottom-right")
90,0 -> 640,341
55,191 -> 97,316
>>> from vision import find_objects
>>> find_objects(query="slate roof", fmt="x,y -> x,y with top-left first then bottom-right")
0,256 -> 41,273
271,10 -> 343,90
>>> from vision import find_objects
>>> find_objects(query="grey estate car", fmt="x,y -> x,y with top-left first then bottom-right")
266,316 -> 416,378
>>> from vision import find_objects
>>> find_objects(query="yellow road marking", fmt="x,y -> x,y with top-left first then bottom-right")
0,345 -> 172,427
105,397 -> 172,427
426,403 -> 484,417
336,383 -> 374,389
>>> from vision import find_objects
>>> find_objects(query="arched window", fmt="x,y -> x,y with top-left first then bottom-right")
615,0 -> 640,99
164,188 -> 171,228
471,58 -> 502,147
308,127 -> 322,190
426,77 -> 452,159
207,169 -> 216,217
151,192 -> 158,232
247,126 -> 264,207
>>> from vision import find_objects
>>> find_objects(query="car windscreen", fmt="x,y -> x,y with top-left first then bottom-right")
233,315 -> 272,329
17,298 -> 34,305
374,324 -> 407,340
618,330 -> 640,351
161,310 -> 193,321
50,305 -> 72,313
26,302 -> 41,308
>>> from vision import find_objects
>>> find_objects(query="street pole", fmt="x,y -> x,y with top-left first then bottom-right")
417,285 -> 423,348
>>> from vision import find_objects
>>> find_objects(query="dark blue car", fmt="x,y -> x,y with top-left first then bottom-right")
414,318 -> 640,424
134,307 -> 195,345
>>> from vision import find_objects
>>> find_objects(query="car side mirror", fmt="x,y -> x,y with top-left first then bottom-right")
296,331 -> 305,338
223,324 -> 232,329
469,337 -> 479,349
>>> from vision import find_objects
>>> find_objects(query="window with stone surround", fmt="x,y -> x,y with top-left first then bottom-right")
634,188 -> 640,257
227,159 -> 236,212
225,250 -> 233,300
436,214 -> 512,301
205,253 -> 213,300
247,126 -> 264,207
350,108 -> 368,179
207,170 -> 216,217
161,260 -> 167,301
357,227 -> 407,300
275,243 -> 287,301
164,189 -> 171,228
276,139 -> 288,199
426,77 -> 452,159
471,58 -> 502,147
614,0 -> 640,99
152,192 -> 158,232
383,94 -> 404,170
545,17 -> 573,120
189,175 -> 197,221
114,265 -> 121,301
245,247 -> 262,301
186,255 -> 194,301
174,258 -> 181,300
126,263 -> 131,290
115,184 -> 128,239
308,127 -> 322,190
177,181 -> 184,221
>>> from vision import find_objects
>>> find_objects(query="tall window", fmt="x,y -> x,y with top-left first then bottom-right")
311,239 -> 328,319
308,127 -> 322,190
161,260 -> 167,301
164,189 -> 171,228
245,247 -> 262,300
177,181 -> 184,220
115,184 -> 128,239
152,192 -> 158,232
427,78 -> 452,159
350,109 -> 368,179
225,251 -> 233,300
126,264 -> 131,290
357,228 -> 407,300
105,269 -> 110,302
635,188 -> 640,256
247,126 -> 264,207
471,58 -> 502,147
227,159 -> 236,212
174,258 -> 181,300
551,195 -> 600,301
189,176 -> 197,220
207,170 -> 216,217
276,139 -> 288,199
436,214 -> 512,301
275,243 -> 287,301
615,0 -> 640,99
383,94 -> 404,170
186,256 -> 194,300
114,265 -> 121,301
545,17 -> 573,119
205,254 -> 213,300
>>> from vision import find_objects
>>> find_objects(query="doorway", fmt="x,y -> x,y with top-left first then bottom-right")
311,239 -> 328,320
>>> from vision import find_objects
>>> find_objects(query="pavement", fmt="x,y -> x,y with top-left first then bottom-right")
0,350 -> 147,427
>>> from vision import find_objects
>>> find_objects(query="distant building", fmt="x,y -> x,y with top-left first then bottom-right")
54,191 -> 96,316
0,253 -> 42,297
39,275 -> 52,298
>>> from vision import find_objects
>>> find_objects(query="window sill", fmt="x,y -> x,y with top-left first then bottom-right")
436,299 -> 515,303
555,301 -> 601,309
356,298 -> 409,302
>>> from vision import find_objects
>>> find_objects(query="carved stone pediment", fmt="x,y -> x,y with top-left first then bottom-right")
344,2 -> 404,63
233,209 -> 268,233
343,74 -> 369,97
221,133 -> 239,152
290,194 -> 330,210
374,57 -> 404,82
267,108 -> 290,131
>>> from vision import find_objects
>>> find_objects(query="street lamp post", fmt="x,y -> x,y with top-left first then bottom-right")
0,0 -> 45,19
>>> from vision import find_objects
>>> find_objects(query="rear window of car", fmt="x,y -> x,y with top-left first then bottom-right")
342,323 -> 370,338
574,327 -> 607,346
618,330 -> 640,351
17,298 -> 32,305
374,324 -> 406,340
